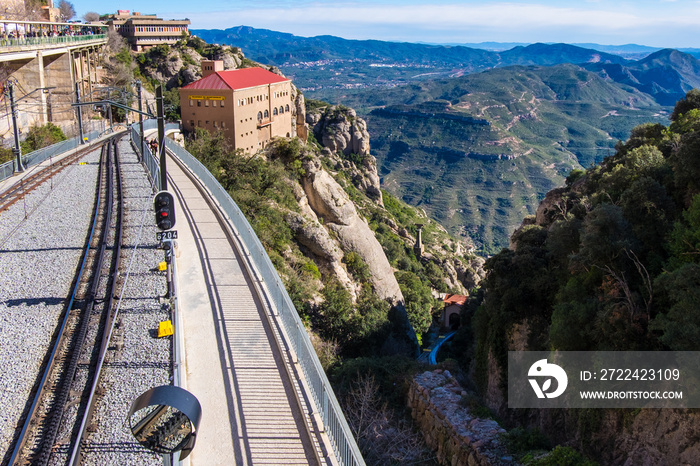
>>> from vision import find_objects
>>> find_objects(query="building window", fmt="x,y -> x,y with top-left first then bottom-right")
222,121 -> 226,127
197,100 -> 201,107
279,106 -> 284,114
205,100 -> 209,107
189,120 -> 194,126
212,101 -> 217,107
273,108 -> 278,116
221,99 -> 224,107
285,104 -> 290,112
189,100 -> 193,107
257,111 -> 263,121
264,110 -> 269,118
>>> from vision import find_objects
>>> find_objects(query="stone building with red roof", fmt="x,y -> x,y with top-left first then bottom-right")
442,294 -> 467,330
179,61 -> 295,154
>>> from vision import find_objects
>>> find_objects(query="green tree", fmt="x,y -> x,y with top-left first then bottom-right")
20,123 -> 67,153
671,89 -> 700,121
574,204 -> 637,269
395,270 -> 435,335
669,131 -> 700,200
650,264 -> 700,350
163,88 -> 181,122
319,279 -> 354,343
668,194 -> 700,266
0,146 -> 13,165
549,275 -> 599,350
185,127 -> 229,171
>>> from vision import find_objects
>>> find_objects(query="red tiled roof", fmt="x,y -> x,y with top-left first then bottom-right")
443,294 -> 467,306
182,67 -> 289,91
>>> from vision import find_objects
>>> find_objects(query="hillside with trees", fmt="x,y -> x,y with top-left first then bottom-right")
449,89 -> 700,464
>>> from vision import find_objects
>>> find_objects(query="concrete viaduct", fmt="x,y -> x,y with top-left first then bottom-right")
1,20 -> 108,142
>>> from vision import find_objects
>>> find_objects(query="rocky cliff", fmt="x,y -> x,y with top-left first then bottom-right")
135,37 -> 245,89
303,104 -> 485,295
306,104 -> 382,204
299,155 -> 403,303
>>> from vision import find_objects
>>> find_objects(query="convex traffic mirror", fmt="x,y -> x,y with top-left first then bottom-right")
127,385 -> 202,460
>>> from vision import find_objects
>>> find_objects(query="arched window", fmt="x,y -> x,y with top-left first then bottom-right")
273,108 -> 278,116
257,111 -> 263,121
285,104 -> 290,112
279,106 -> 284,114
264,109 -> 269,118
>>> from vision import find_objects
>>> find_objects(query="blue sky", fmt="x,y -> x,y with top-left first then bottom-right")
70,1 -> 700,48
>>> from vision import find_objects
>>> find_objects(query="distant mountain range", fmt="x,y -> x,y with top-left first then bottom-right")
190,26 -> 700,251
456,42 -> 700,60
192,26 -> 700,106
192,26 -> 700,65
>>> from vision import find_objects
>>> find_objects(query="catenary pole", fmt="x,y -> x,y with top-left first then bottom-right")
157,85 -> 167,191
137,80 -> 144,161
75,83 -> 84,144
8,82 -> 24,173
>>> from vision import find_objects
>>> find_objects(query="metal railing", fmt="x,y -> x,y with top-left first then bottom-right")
0,126 -> 104,182
131,125 -> 160,190
130,127 -> 365,466
131,121 -> 181,191
0,34 -> 106,50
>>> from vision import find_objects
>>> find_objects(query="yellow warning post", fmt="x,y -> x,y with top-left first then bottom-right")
158,320 -> 173,338
158,261 -> 167,271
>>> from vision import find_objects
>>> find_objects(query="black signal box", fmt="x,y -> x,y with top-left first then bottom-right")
154,190 -> 176,231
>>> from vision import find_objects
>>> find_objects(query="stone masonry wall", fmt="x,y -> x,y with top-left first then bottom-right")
407,370 -> 515,466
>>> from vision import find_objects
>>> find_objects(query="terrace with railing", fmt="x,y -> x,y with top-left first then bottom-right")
0,19 -> 106,54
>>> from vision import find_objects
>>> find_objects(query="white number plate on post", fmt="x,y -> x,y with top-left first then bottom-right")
156,230 -> 178,241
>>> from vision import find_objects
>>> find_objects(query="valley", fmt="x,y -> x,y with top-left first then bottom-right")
193,26 -> 699,250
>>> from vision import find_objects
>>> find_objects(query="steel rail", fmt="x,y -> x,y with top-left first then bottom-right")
68,138 -> 125,465
8,136 -> 124,465
7,140 -> 110,465
0,142 -> 98,214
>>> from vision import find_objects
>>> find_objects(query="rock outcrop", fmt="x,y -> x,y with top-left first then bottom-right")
300,156 -> 403,304
408,370 -> 513,466
285,210 -> 357,301
137,42 -> 246,90
308,106 -> 370,157
307,106 -> 382,204
294,91 -> 308,142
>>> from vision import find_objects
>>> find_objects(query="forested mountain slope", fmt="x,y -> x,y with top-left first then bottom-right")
464,89 -> 700,464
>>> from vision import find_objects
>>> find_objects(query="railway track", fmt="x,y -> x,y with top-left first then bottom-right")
7,137 -> 125,466
0,143 -> 98,215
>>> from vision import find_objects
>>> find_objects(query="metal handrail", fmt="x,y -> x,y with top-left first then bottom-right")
0,34 -> 106,50
130,127 -> 365,466
0,123 -> 104,183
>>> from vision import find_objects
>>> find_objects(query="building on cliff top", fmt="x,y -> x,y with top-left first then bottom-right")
106,10 -> 190,51
179,62 -> 295,155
